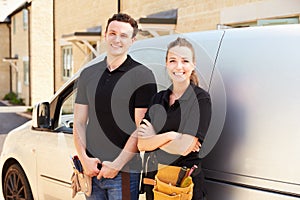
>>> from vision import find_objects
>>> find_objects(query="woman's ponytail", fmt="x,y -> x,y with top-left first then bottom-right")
190,70 -> 199,86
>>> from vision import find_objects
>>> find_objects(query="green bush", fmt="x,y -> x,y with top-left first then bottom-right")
26,107 -> 33,113
3,92 -> 17,101
3,92 -> 25,105
10,98 -> 25,105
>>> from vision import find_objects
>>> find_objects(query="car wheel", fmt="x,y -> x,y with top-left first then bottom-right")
3,163 -> 33,200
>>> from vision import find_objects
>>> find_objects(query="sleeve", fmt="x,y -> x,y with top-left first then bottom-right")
134,67 -> 157,108
75,70 -> 88,105
196,94 -> 212,143
181,92 -> 212,143
141,94 -> 157,124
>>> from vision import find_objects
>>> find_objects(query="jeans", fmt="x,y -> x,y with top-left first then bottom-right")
86,172 -> 140,200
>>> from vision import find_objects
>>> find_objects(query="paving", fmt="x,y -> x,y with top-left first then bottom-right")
0,112 -> 30,134
0,101 -> 31,113
0,101 -> 31,152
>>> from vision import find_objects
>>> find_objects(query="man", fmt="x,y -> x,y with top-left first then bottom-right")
73,13 -> 157,200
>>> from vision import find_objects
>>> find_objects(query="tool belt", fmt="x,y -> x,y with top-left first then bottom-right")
144,164 -> 193,200
71,168 -> 92,198
71,155 -> 134,200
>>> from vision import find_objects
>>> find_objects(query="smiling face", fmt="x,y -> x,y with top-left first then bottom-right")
166,45 -> 195,84
105,20 -> 135,57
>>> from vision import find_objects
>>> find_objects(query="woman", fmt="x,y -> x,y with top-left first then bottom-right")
138,37 -> 212,200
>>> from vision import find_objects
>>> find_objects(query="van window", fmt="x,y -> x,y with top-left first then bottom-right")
57,89 -> 77,133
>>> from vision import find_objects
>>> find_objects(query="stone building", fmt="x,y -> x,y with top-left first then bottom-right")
0,21 -> 10,99
0,0 -> 299,105
0,0 -> 53,105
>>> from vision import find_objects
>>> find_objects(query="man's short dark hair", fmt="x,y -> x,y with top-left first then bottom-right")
105,13 -> 139,38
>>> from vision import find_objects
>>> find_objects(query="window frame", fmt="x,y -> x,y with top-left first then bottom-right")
52,80 -> 78,134
62,46 -> 73,78
23,60 -> 29,85
23,8 -> 28,31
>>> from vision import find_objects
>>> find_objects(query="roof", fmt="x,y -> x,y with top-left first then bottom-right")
0,0 -> 28,22
62,26 -> 102,41
138,9 -> 178,36
139,9 -> 177,24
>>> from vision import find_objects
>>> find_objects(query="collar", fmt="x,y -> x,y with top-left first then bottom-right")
179,83 -> 197,101
161,83 -> 197,105
105,55 -> 133,72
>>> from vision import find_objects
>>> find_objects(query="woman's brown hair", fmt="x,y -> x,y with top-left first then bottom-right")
166,37 -> 199,85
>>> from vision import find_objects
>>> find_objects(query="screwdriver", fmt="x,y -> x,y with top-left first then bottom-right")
176,166 -> 188,187
180,165 -> 198,188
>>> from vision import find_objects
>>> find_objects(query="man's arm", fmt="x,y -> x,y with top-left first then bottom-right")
73,103 -> 100,177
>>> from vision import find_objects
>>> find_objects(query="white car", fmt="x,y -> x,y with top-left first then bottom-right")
1,25 -> 300,200
0,75 -> 84,200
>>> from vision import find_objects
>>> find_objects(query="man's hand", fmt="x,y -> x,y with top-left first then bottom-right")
97,161 -> 120,179
138,119 -> 156,138
81,157 -> 101,177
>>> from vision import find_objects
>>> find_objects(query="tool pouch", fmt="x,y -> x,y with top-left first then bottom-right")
71,169 -> 92,198
153,164 -> 193,200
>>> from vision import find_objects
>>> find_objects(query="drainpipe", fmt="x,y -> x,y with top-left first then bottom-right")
6,23 -> 12,93
27,6 -> 32,106
117,0 -> 121,13
53,0 -> 56,93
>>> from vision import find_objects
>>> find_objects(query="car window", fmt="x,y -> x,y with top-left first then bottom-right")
56,89 -> 77,133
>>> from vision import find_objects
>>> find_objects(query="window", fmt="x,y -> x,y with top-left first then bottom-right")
228,17 -> 299,29
257,18 -> 299,26
23,59 -> 29,85
61,90 -> 76,116
23,9 -> 28,30
62,46 -> 73,78
56,88 -> 77,133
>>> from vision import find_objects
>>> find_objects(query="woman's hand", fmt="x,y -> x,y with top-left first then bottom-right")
192,140 -> 201,152
138,119 -> 156,138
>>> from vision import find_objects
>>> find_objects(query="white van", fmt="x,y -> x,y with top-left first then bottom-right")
0,24 -> 299,200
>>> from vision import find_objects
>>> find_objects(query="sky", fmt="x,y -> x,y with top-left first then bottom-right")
0,0 -> 26,22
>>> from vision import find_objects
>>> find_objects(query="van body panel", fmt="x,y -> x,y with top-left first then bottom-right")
130,31 -> 225,91
206,180 -> 300,200
203,25 -> 300,198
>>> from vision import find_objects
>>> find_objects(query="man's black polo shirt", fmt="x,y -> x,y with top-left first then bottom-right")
144,83 -> 211,167
75,55 -> 157,162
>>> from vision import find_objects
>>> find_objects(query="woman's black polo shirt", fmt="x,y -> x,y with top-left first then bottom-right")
75,55 -> 157,162
144,83 -> 211,167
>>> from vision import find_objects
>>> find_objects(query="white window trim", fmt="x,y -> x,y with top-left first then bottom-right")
23,56 -> 29,85
62,46 -> 73,79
